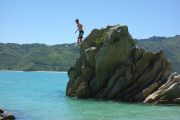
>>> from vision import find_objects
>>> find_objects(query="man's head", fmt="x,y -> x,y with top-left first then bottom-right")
75,19 -> 79,24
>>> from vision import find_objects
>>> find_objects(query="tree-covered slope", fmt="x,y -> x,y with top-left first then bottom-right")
137,35 -> 180,73
0,43 -> 79,71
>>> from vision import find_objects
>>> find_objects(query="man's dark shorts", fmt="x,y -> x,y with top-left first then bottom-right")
78,30 -> 84,39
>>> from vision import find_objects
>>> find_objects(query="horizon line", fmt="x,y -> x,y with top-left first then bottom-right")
0,34 -> 179,46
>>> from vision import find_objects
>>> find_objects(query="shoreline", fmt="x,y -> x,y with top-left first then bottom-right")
0,70 -> 67,73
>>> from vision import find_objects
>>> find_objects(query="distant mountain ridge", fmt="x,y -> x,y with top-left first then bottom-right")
0,35 -> 179,72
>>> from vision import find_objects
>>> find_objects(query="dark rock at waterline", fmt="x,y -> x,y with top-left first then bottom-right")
66,24 -> 180,104
0,109 -> 4,114
4,113 -> 15,120
0,109 -> 15,120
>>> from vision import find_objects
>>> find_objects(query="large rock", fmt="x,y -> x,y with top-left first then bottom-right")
66,24 -> 180,104
90,25 -> 135,95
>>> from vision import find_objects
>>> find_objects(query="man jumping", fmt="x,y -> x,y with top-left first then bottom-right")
75,19 -> 84,45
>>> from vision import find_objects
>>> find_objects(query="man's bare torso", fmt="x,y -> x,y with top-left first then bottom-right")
77,24 -> 83,31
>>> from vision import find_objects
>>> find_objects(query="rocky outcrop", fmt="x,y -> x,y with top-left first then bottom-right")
66,24 -> 180,104
0,108 -> 15,120
144,73 -> 180,104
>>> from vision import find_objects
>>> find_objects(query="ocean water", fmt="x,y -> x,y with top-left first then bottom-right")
0,71 -> 180,120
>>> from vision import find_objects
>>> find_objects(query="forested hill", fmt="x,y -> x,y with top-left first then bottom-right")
0,35 -> 179,72
0,43 -> 79,71
137,35 -> 180,73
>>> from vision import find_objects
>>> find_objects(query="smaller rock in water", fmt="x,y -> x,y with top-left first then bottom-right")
0,109 -> 15,120
144,72 -> 180,104
4,113 -> 15,120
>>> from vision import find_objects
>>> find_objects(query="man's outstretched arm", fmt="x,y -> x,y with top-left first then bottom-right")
75,29 -> 78,33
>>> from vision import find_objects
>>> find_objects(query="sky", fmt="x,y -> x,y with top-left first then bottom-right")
0,0 -> 179,45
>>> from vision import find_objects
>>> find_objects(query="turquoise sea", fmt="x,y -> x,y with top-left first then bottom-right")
0,71 -> 180,120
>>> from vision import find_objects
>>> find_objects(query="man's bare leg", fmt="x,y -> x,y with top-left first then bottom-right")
79,38 -> 82,44
77,37 -> 80,44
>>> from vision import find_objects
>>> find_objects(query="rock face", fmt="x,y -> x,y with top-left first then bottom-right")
66,25 -> 180,104
145,73 -> 180,104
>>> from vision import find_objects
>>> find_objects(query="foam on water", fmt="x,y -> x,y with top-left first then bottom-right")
0,71 -> 180,120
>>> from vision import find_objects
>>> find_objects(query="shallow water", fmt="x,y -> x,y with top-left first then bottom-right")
0,71 -> 179,120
